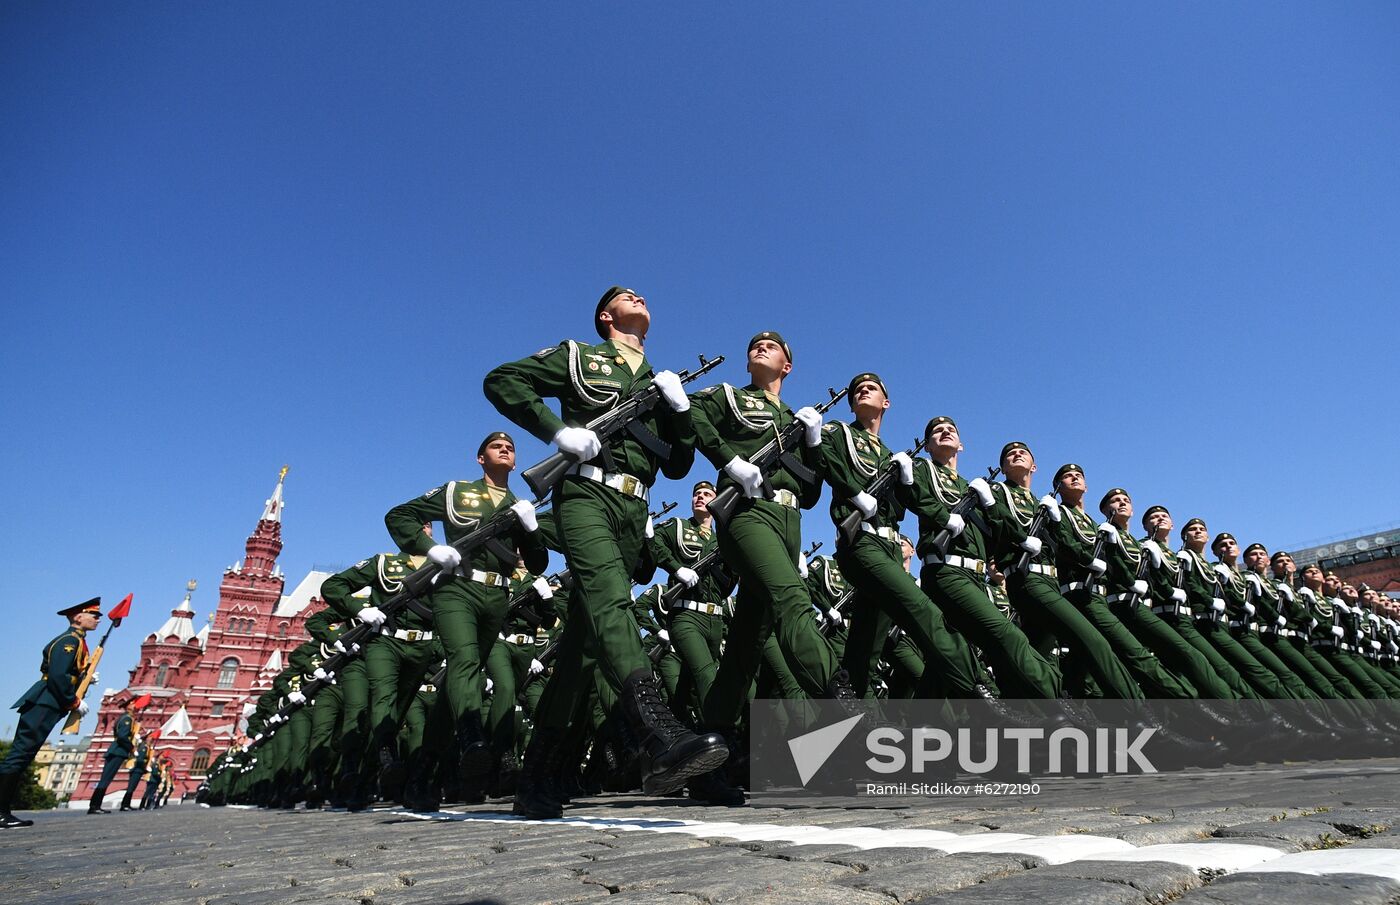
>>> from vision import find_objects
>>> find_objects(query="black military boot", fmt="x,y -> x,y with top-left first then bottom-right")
377,745 -> 407,803
119,787 -> 136,811
489,751 -> 520,799
0,773 -> 35,829
457,715 -> 493,784
87,789 -> 111,815
512,728 -> 567,819
621,669 -> 728,795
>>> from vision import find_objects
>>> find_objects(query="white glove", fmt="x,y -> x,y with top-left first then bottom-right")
826,610 -> 845,629
485,678 -> 494,693
510,500 -> 538,533
356,605 -> 388,628
553,425 -> 602,460
725,456 -> 764,498
657,629 -> 670,643
967,478 -> 995,509
1088,558 -> 1107,576
794,406 -> 823,447
652,370 -> 690,412
1177,551 -> 1193,571
1171,588 -> 1187,604
1244,602 -> 1256,617
287,691 -> 306,705
1372,640 -> 1383,651
1331,624 -> 1345,638
77,699 -> 89,717
797,555 -> 809,579
427,544 -> 462,570
333,640 -> 361,655
944,513 -> 966,538
528,658 -> 545,675
1097,522 -> 1120,544
675,566 -> 700,588
1141,540 -> 1163,568
531,577 -> 553,599
313,667 -> 329,681
90,672 -> 99,683
851,491 -> 878,519
1246,573 -> 1262,592
1310,617 -> 1319,629
1213,599 -> 1227,614
1276,615 -> 1287,628
891,452 -> 914,485
644,515 -> 654,538
1131,579 -> 1148,596
1040,494 -> 1061,522
1019,535 -> 1043,556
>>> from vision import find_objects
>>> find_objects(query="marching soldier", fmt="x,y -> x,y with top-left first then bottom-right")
1,598 -> 100,829
385,431 -> 549,799
90,696 -> 142,814
485,560 -> 557,795
120,732 -> 153,811
484,287 -> 722,817
1300,564 -> 1386,698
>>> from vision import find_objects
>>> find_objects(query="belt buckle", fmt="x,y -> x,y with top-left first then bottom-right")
706,603 -> 717,615
619,474 -> 638,496
406,630 -> 420,641
975,561 -> 986,575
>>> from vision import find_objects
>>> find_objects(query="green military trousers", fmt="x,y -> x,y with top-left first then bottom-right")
366,635 -> 437,761
430,576 -> 510,737
486,638 -> 540,754
1196,621 -> 1301,699
1322,646 -> 1390,699
1058,588 -> 1188,698
1110,598 -> 1236,698
703,499 -> 837,732
1010,579 -> 1143,699
304,677 -> 344,787
1261,633 -> 1336,699
922,562 -> 1058,698
334,658 -> 371,780
1156,612 -> 1266,699
670,608 -> 725,707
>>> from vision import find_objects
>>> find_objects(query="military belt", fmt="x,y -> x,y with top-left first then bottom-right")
499,633 -> 536,646
418,683 -> 437,694
860,523 -> 902,544
768,488 -> 799,509
571,464 -> 650,502
1106,592 -> 1139,605
1024,563 -> 1058,578
1059,580 -> 1106,596
467,569 -> 511,588
1151,601 -> 1190,617
381,627 -> 434,642
679,599 -> 725,616
922,552 -> 986,574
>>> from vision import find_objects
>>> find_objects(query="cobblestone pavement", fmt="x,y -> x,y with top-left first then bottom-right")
7,759 -> 1400,905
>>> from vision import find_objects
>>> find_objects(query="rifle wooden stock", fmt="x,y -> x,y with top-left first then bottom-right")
709,388 -> 847,528
521,354 -> 724,499
60,645 -> 105,734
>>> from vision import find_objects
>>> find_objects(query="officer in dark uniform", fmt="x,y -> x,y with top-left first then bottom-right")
1,598 -> 100,828
90,698 -> 141,813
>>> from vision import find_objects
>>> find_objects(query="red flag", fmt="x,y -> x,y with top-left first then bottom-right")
148,729 -> 161,741
108,593 -> 133,620
130,693 -> 153,710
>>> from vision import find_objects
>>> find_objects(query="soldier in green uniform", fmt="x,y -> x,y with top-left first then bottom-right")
648,481 -> 735,709
295,610 -> 350,807
385,431 -> 549,796
120,735 -> 152,811
1337,581 -> 1400,695
485,561 -> 556,794
400,653 -> 450,811
1327,575 -> 1400,697
1300,564 -> 1385,698
139,745 -> 163,809
821,379 -> 994,699
484,287 -> 723,817
90,696 -> 140,814
1,598 -> 100,828
1264,551 -> 1353,700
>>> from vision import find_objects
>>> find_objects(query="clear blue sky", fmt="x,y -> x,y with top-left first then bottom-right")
3,3 -> 1398,737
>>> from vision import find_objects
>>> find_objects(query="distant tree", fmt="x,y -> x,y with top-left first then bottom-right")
0,741 -> 59,810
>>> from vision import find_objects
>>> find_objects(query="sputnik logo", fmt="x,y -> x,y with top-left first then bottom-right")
787,714 -> 864,786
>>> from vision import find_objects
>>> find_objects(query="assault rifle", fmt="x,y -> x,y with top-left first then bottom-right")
1011,480 -> 1064,574
837,438 -> 926,548
929,467 -> 1002,556
709,388 -> 848,528
521,354 -> 725,498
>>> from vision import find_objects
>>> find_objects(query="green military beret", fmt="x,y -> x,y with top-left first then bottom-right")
1270,549 -> 1291,563
846,372 -> 887,406
1179,517 -> 1206,540
1052,463 -> 1084,485
1243,543 -> 1268,557
692,480 -> 716,495
57,596 -> 101,617
1140,505 -> 1169,528
1098,487 -> 1130,516
924,416 -> 957,438
748,331 -> 792,363
477,431 -> 515,457
1211,532 -> 1236,552
595,285 -> 635,338
1000,441 -> 1032,464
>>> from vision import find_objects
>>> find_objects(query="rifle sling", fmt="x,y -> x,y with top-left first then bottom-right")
779,451 -> 817,485
626,419 -> 673,460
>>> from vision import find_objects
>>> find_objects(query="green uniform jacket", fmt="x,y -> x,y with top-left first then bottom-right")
1211,562 -> 1253,624
132,741 -> 150,771
902,458 -> 990,564
1297,586 -> 1337,639
987,482 -> 1057,571
386,478 -> 548,577
12,626 -> 88,712
1272,578 -> 1313,635
691,383 -> 822,505
805,556 -> 852,616
1178,548 -> 1226,618
1051,504 -> 1102,582
107,713 -> 136,759
503,567 -> 557,637
818,420 -> 901,532
633,585 -> 666,637
648,516 -> 733,604
484,338 -> 696,485
321,553 -> 434,632
1100,524 -> 1149,594
1141,536 -> 1185,603
1244,569 -> 1286,628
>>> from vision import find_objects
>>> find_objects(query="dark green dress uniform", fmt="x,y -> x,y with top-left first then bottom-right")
1233,567 -> 1352,700
1141,539 -> 1253,700
92,710 -> 136,810
822,421 -> 993,698
904,460 -> 1053,698
322,552 -> 441,789
1,621 -> 89,823
805,555 -> 852,662
120,740 -> 150,810
486,567 -> 556,761
385,479 -> 548,768
1336,597 -> 1400,695
1175,550 -> 1293,699
690,382 -> 835,731
1301,586 -> 1380,698
1323,593 -> 1396,698
633,584 -> 685,709
1100,523 -> 1232,697
298,611 -> 350,803
648,515 -> 734,706
484,338 -> 695,727
399,649 -> 450,811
